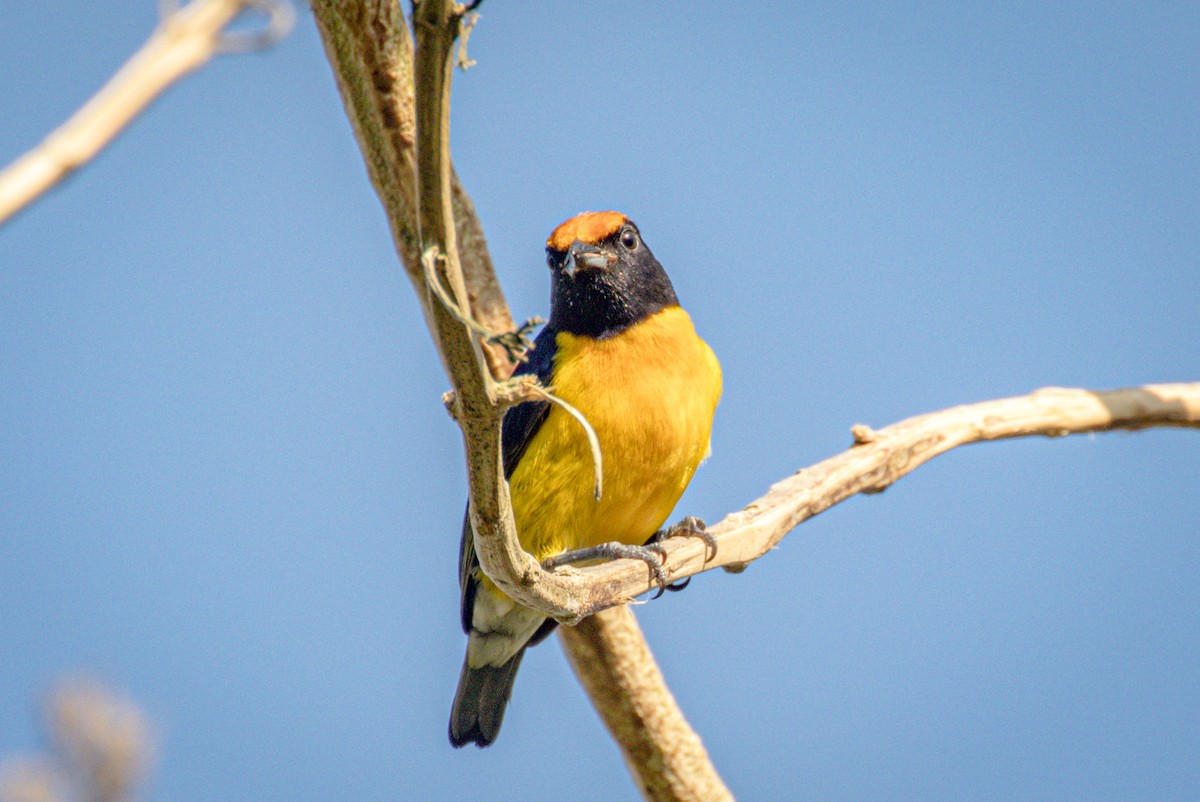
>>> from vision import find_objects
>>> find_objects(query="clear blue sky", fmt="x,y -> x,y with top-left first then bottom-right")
2,3 -> 1197,799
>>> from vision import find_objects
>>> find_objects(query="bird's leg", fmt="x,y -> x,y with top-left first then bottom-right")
642,516 -> 717,594
540,518 -> 717,600
542,542 -> 670,596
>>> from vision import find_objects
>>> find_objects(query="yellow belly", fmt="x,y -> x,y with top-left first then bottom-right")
508,306 -> 722,561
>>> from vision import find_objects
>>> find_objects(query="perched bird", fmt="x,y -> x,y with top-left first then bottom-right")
449,211 -> 722,748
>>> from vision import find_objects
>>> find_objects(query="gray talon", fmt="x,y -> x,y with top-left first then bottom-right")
542,541 -> 671,596
653,515 -> 717,562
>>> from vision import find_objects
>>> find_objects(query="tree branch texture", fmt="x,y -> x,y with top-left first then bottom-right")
566,383 -> 1200,610
560,608 -> 734,802
0,0 -> 294,226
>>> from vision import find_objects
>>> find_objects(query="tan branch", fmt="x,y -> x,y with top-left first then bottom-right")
0,0 -> 294,226
407,0 -> 546,613
405,380 -> 1200,625
560,608 -> 734,802
310,1 -> 514,373
562,383 -> 1200,613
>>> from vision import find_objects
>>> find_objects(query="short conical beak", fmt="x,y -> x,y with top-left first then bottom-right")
563,239 -> 616,278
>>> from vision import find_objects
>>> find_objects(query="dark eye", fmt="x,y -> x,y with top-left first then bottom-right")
619,229 -> 638,250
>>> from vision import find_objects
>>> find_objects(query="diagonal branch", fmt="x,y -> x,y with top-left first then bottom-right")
562,382 -> 1200,612
0,0 -> 294,226
560,608 -> 734,802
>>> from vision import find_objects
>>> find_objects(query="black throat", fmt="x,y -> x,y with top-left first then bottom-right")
547,246 -> 679,340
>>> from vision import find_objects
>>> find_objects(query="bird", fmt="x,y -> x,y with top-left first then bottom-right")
449,211 -> 722,748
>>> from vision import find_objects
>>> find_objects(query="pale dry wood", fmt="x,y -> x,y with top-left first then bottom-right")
310,0 -> 514,375
564,382 -> 1200,611
560,608 -> 734,802
408,0 -> 542,618
398,380 -> 1200,625
0,0 -> 294,225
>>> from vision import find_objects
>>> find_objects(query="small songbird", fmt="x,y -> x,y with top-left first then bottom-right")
449,211 -> 722,748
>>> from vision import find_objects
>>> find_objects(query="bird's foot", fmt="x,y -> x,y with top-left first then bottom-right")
648,515 -> 716,560
641,516 -> 716,595
542,542 -> 670,596
486,316 -> 544,363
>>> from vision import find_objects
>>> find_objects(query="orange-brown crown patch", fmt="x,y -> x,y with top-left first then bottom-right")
546,211 -> 628,252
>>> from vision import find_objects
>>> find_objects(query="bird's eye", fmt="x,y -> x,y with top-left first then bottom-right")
619,229 -> 638,250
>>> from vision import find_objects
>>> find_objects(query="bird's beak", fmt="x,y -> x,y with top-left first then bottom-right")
563,239 -> 616,278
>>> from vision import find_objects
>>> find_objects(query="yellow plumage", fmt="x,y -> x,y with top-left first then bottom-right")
489,305 -> 721,589
450,211 -> 721,748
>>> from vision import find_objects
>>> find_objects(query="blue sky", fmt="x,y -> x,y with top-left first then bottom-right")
1,2 -> 1197,799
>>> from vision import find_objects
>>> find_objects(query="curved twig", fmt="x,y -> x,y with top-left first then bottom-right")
527,383 -> 604,501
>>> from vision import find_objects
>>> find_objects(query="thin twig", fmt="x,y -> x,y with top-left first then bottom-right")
0,0 -> 294,225
455,13 -> 480,71
420,246 -> 539,361
527,383 -> 604,501
409,0 -> 552,612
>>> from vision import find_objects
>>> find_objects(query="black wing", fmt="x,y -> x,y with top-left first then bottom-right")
458,326 -> 558,633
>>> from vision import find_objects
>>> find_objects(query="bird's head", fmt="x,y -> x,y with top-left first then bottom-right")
544,211 -> 679,339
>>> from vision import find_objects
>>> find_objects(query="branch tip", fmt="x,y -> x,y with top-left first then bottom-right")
455,12 -> 480,70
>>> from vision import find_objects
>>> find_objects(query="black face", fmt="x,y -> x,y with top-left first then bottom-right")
544,222 -> 679,339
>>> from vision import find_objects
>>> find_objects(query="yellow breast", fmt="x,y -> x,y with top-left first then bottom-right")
507,306 -> 722,561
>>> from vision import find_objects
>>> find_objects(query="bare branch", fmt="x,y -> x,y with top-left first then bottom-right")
560,383 -> 1200,613
420,381 -> 1200,625
560,608 -> 734,802
0,0 -> 294,226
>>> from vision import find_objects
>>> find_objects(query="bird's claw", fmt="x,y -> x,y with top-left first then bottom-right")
486,316 -> 544,363
650,515 -> 717,562
636,515 -> 716,595
540,517 -> 715,600
542,541 -> 670,597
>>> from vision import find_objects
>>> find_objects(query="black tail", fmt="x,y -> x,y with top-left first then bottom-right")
448,648 -> 526,748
